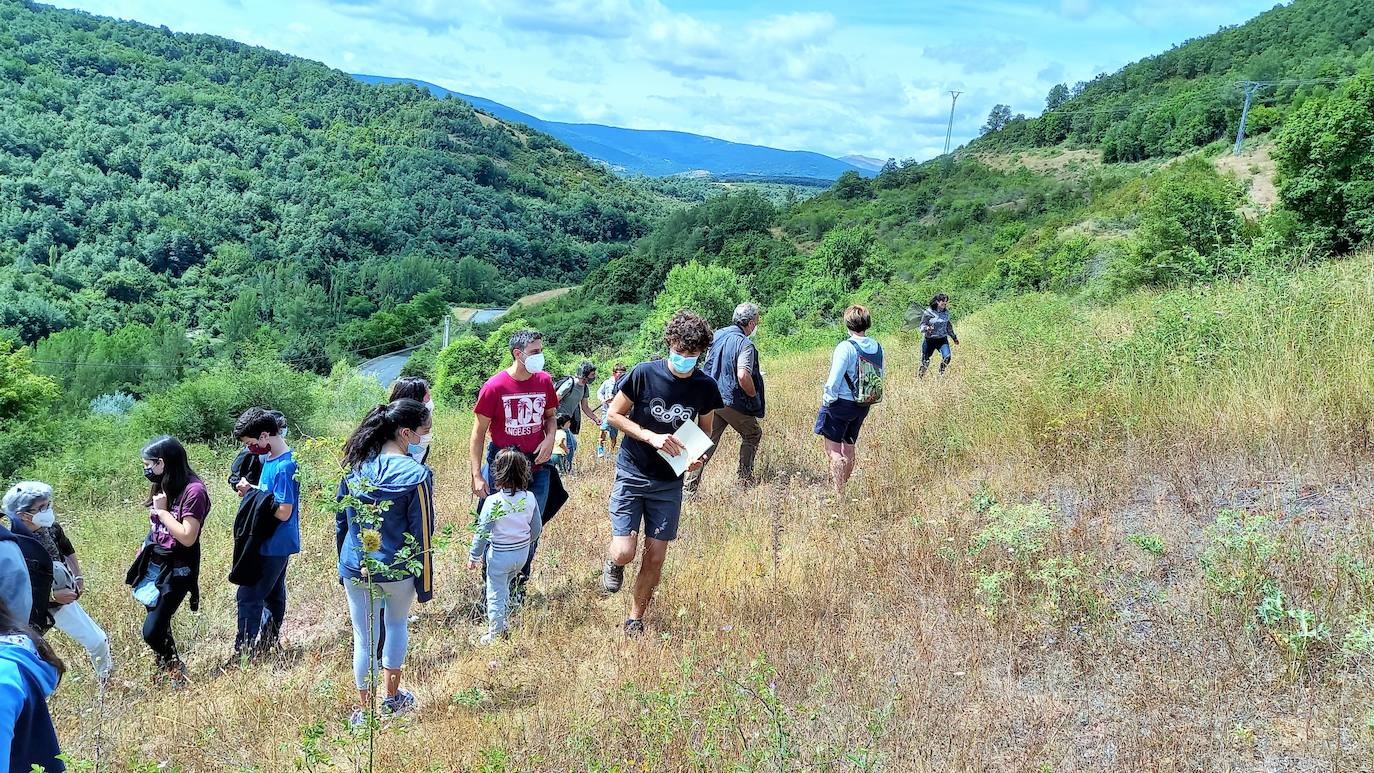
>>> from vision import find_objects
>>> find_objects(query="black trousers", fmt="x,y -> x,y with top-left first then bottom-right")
142,575 -> 193,666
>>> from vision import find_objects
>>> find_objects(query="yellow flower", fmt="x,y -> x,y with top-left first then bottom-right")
360,529 -> 382,553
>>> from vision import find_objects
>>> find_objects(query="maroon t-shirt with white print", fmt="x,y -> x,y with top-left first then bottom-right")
473,370 -> 560,455
151,477 -> 209,550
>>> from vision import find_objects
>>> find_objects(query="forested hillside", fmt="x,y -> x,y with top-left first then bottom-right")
973,0 -> 1374,162
0,0 -> 658,370
513,0 -> 1374,360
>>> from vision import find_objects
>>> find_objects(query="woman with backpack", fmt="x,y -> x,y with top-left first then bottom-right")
815,305 -> 884,495
918,293 -> 959,377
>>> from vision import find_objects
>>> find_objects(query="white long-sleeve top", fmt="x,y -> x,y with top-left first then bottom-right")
470,489 -> 542,558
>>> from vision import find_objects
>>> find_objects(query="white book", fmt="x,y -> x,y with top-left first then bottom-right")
655,419 -> 715,477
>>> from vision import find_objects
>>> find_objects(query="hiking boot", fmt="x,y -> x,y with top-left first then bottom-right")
381,689 -> 417,718
164,659 -> 189,689
597,445 -> 606,458
601,559 -> 624,594
349,707 -> 369,729
623,618 -> 645,637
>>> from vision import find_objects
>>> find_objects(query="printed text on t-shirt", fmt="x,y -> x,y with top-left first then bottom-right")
503,393 -> 547,437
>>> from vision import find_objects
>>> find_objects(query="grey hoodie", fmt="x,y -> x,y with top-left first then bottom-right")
919,308 -> 956,340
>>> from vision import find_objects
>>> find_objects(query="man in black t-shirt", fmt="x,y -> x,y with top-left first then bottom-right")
600,311 -> 723,636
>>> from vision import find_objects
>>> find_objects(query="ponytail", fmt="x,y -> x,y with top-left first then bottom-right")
341,398 -> 430,470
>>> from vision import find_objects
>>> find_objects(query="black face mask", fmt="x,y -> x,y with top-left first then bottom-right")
143,468 -> 161,483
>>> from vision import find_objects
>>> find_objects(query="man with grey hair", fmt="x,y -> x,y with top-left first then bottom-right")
685,302 -> 765,493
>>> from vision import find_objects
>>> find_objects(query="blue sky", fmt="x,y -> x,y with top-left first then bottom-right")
55,0 -> 1280,161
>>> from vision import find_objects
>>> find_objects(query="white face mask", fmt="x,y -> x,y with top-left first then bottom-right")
424,399 -> 435,413
31,507 -> 55,528
523,352 -> 546,374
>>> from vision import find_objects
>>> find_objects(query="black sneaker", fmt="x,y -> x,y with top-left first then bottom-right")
624,618 -> 645,637
601,559 -> 624,593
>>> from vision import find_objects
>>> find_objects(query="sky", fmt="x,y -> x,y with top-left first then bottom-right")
53,0 -> 1280,162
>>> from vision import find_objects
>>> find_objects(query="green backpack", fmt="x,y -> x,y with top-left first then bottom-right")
844,340 -> 886,405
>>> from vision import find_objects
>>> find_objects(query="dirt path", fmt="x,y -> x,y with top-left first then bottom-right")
1214,142 -> 1277,216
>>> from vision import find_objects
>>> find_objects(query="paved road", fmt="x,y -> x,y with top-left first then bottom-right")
359,348 -> 418,386
470,307 -> 507,325
357,308 -> 509,386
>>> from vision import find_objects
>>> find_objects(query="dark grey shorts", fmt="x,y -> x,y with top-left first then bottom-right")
609,468 -> 685,541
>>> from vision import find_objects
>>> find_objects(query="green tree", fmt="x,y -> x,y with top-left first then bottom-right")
632,262 -> 748,356
1275,74 -> 1374,252
1045,83 -> 1071,111
982,104 -> 1013,135
832,171 -> 871,201
0,343 -> 60,476
432,335 -> 491,408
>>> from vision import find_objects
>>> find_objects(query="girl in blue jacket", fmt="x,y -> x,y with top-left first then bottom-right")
0,598 -> 64,772
335,399 -> 435,728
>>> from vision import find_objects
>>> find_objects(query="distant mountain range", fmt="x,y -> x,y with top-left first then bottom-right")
353,74 -> 867,180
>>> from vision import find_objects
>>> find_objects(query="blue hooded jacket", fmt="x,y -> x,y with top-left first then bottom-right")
0,641 -> 63,773
334,454 -> 436,602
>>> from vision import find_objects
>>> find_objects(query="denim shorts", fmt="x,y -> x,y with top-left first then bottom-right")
609,467 -> 685,541
814,398 -> 871,445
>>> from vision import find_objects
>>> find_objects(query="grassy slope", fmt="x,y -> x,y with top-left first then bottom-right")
42,252 -> 1374,770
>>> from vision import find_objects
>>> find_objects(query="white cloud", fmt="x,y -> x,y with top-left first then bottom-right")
50,0 -> 1284,162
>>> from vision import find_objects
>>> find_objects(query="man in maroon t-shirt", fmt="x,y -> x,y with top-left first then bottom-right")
469,329 -> 559,585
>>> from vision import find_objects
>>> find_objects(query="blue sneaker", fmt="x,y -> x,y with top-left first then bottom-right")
381,689 -> 416,718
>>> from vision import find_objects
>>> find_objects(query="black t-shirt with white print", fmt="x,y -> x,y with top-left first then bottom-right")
616,360 -> 724,481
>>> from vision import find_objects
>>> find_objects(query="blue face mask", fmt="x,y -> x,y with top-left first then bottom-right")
667,351 -> 699,374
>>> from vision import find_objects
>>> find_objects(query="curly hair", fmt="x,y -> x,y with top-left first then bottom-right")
663,310 -> 713,354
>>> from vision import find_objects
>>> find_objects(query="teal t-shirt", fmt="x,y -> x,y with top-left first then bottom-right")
259,449 -> 300,556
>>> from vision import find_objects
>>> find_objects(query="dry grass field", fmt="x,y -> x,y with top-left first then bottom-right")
36,254 -> 1374,771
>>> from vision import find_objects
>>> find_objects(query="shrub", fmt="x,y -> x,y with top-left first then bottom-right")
432,335 -> 490,408
1275,73 -> 1374,253
132,359 -> 321,442
632,262 -> 748,357
0,344 -> 60,476
89,392 -> 136,418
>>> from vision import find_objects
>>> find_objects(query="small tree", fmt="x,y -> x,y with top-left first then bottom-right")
1275,74 -> 1374,252
432,335 -> 490,408
632,262 -> 748,357
982,104 -> 1013,135
1045,83 -> 1071,111
832,170 -> 871,201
